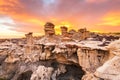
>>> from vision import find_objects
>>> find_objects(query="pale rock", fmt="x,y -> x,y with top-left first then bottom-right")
51,64 -> 66,80
93,39 -> 120,80
25,32 -> 34,54
31,66 -> 53,80
77,47 -> 109,73
107,39 -> 120,56
95,56 -> 120,80
82,73 -> 99,80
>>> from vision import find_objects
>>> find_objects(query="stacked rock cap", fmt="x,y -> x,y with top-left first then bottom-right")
44,22 -> 55,28
61,26 -> 68,31
78,28 -> 87,33
69,29 -> 76,34
44,22 -> 55,36
60,26 -> 68,36
25,32 -> 33,37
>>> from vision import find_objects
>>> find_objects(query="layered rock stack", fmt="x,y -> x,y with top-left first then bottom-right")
25,32 -> 33,45
78,28 -> 90,40
68,29 -> 76,37
0,22 -> 120,80
60,26 -> 74,42
25,32 -> 33,54
44,22 -> 55,36
60,26 -> 68,37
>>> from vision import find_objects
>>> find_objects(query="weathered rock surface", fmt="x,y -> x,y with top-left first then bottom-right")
44,22 -> 55,36
60,26 -> 68,37
31,66 -> 53,80
94,39 -> 120,80
0,22 -> 119,80
0,39 -> 111,80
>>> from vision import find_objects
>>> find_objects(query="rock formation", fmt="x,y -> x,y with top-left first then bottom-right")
25,32 -> 34,46
25,32 -> 33,54
60,26 -> 68,37
44,22 -> 55,36
78,28 -> 90,40
31,66 -> 54,80
0,22 -> 119,80
94,39 -> 120,80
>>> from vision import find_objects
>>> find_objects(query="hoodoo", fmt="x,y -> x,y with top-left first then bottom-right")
0,22 -> 119,80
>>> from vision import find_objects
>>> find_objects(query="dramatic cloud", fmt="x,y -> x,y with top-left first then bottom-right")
0,0 -> 120,38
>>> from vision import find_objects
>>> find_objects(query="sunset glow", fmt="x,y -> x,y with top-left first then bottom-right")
0,0 -> 120,38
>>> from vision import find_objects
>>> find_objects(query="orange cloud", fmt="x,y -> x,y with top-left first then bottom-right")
86,0 -> 108,3
0,0 -> 23,14
55,21 -> 76,34
0,0 -> 120,38
92,11 -> 120,33
97,11 -> 120,26
0,0 -> 44,35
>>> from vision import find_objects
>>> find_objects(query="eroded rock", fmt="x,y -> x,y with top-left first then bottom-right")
0,22 -> 119,80
94,39 -> 120,80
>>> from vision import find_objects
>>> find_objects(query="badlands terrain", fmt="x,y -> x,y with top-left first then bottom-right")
0,22 -> 120,80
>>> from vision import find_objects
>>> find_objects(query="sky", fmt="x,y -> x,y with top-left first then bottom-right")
0,0 -> 120,38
